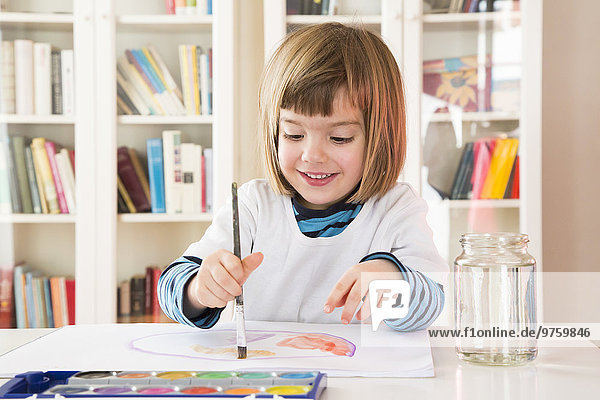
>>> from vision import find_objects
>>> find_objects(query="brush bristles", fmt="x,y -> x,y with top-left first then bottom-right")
237,346 -> 247,359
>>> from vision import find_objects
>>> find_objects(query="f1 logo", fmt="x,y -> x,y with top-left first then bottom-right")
368,280 -> 410,331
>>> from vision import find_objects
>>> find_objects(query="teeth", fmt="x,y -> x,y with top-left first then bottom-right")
305,172 -> 333,179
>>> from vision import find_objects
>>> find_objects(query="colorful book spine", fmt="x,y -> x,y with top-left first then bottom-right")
146,138 -> 166,213
31,138 -> 59,214
11,136 -> 33,213
0,267 -> 15,328
117,147 -> 151,212
1,41 -> 16,114
24,146 -> 42,213
44,140 -> 69,213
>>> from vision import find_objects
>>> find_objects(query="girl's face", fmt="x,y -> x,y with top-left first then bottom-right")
278,89 -> 366,210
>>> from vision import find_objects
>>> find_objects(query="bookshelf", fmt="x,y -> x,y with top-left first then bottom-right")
262,0 -> 542,270
0,0 -> 235,326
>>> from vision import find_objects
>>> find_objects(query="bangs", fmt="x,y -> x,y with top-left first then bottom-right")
278,25 -> 373,116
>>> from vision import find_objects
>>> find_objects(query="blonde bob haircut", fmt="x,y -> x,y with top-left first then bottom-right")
259,22 -> 406,204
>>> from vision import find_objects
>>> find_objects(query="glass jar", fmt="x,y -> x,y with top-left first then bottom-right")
454,232 -> 537,365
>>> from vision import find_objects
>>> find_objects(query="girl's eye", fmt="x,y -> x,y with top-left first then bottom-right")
283,133 -> 303,141
330,136 -> 353,144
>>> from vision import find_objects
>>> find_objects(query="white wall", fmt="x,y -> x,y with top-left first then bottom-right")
542,0 -> 600,273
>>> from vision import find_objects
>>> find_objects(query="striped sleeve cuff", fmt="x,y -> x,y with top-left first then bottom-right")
360,252 -> 445,332
157,256 -> 224,329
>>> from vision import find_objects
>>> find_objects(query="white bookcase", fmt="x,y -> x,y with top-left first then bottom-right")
262,0 -> 542,269
1,0 -> 235,325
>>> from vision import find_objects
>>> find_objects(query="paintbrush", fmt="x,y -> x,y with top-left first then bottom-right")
232,182 -> 247,359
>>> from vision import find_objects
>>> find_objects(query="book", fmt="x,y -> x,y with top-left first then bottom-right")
43,277 -> 55,328
6,136 -> 22,213
449,142 -> 474,200
117,146 -> 151,212
49,277 -> 63,328
142,47 -> 185,114
60,49 -> 74,116
0,139 -> 11,214
33,42 -> 52,115
470,138 -> 496,200
162,130 -> 183,213
144,266 -> 153,315
151,267 -> 162,321
51,50 -> 63,115
12,136 -> 34,213
180,142 -> 196,214
178,45 -> 194,115
147,44 -> 184,104
423,55 -> 492,112
146,138 -> 166,213
130,275 -> 145,317
14,39 -> 34,115
30,139 -> 52,214
44,140 -> 69,213
479,138 -> 519,199
117,56 -> 162,115
13,265 -> 30,328
117,176 -> 136,213
165,0 -> 176,14
118,279 -> 131,316
203,147 -> 212,212
128,147 -> 151,203
194,144 -> 203,214
1,41 -> 15,114
24,146 -> 43,213
0,265 -> 15,328
65,277 -> 75,325
56,148 -> 76,213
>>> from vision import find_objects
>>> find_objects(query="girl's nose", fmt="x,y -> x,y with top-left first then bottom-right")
301,139 -> 328,163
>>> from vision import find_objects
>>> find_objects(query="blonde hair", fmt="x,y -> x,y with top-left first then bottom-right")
259,22 -> 406,203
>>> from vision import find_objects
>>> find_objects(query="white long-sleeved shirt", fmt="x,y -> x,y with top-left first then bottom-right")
159,179 -> 448,329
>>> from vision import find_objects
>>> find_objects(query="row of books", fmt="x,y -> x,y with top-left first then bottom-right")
117,130 -> 213,215
1,40 -> 74,116
165,0 -> 212,15
425,0 -> 520,14
117,266 -> 165,321
286,0 -> 338,15
449,137 -> 519,200
423,54 -> 519,114
0,263 -> 75,329
0,136 -> 76,214
116,45 -> 212,117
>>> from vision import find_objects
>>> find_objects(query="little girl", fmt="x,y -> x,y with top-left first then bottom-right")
158,22 -> 446,331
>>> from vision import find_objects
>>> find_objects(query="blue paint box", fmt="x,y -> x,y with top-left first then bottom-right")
0,371 -> 327,399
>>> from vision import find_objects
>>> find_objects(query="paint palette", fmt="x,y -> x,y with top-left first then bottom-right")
0,371 -> 326,399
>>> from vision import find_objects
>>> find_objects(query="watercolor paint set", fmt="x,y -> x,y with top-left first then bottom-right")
0,371 -> 327,399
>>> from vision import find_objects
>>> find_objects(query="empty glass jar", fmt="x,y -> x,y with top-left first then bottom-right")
454,232 -> 537,365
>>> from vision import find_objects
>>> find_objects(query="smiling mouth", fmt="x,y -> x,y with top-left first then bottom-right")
301,172 -> 336,180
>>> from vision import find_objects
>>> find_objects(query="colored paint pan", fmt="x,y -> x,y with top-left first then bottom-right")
156,372 -> 195,380
223,387 -> 262,395
93,386 -> 133,395
195,372 -> 236,379
266,385 -> 312,395
137,387 -> 175,395
72,372 -> 115,379
49,386 -> 90,395
179,386 -> 220,395
278,372 -> 317,379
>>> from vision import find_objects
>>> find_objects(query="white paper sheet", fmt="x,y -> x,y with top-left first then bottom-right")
0,322 -> 433,378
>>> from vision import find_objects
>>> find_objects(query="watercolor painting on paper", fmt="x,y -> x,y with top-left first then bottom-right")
130,329 -> 356,361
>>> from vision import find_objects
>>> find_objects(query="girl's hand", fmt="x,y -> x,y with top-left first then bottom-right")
186,250 -> 264,312
323,259 -> 402,324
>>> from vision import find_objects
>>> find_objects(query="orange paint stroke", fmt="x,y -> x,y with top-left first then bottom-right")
190,345 -> 276,358
276,334 -> 354,356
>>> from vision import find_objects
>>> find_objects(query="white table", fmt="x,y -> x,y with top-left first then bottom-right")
1,329 -> 599,399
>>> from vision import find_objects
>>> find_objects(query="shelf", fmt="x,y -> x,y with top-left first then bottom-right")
286,14 -> 381,26
0,214 -> 76,223
117,14 -> 212,33
118,213 -> 213,223
431,199 -> 521,209
426,112 -> 520,123
118,115 -> 213,125
422,11 -> 521,24
0,12 -> 74,29
0,114 -> 75,124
